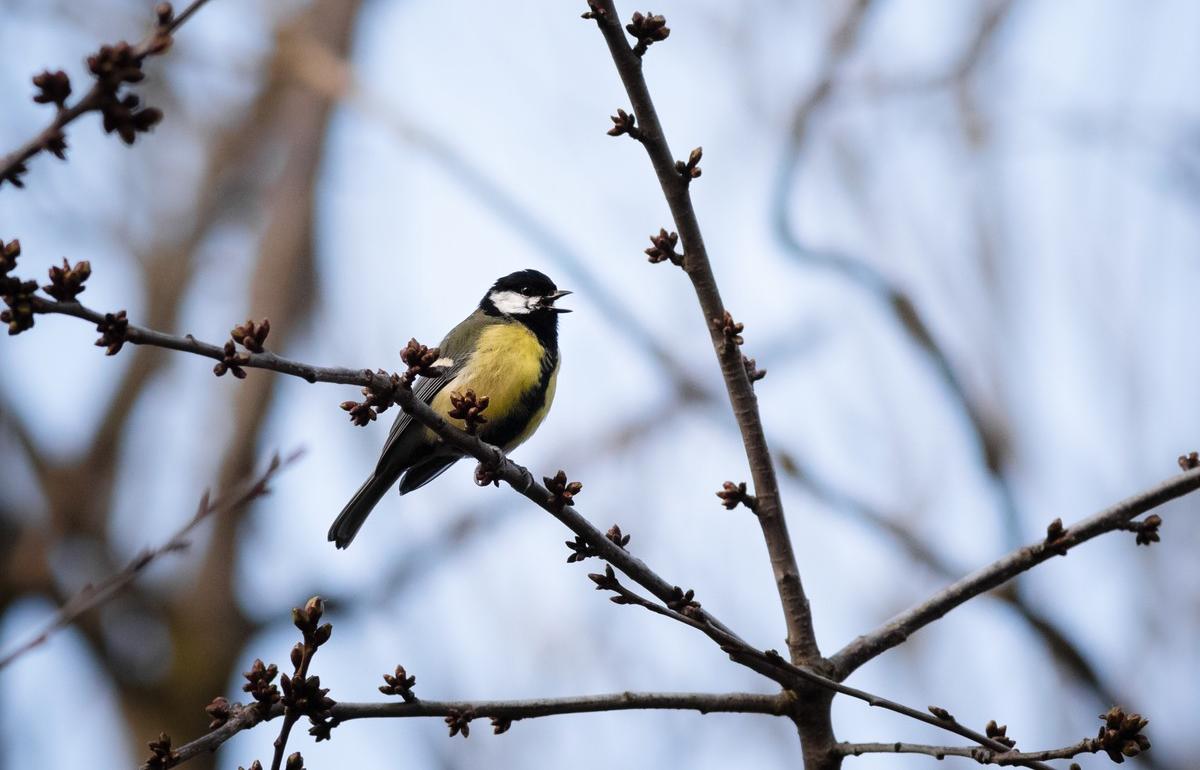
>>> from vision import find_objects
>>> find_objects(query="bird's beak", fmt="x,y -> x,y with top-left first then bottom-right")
544,289 -> 573,313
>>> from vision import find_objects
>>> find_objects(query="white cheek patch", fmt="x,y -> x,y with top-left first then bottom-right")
490,290 -> 533,315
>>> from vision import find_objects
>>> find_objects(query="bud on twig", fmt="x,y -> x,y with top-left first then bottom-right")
544,470 -> 583,512
627,12 -> 670,57
607,108 -> 642,140
675,146 -> 702,184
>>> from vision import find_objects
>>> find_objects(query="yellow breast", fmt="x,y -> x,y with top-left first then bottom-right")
428,322 -> 557,450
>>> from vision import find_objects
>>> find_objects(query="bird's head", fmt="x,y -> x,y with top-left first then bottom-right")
480,269 -> 572,318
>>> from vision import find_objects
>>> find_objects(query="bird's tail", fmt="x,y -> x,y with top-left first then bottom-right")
328,473 -> 393,549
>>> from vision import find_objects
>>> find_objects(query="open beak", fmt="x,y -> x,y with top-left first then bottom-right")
544,289 -> 573,313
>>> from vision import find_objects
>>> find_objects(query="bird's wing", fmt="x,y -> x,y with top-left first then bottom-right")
374,316 -> 477,472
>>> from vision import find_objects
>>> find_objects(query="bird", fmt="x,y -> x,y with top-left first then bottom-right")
328,269 -> 571,548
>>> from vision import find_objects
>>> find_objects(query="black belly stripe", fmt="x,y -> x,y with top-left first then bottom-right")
482,350 -> 558,449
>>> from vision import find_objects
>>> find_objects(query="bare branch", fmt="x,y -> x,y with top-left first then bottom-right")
0,0 -> 216,187
585,567 -> 1056,769
585,0 -> 819,670
830,467 -> 1200,677
0,448 -> 303,670
837,738 -> 1097,765
150,691 -> 788,768
22,291 -> 1068,764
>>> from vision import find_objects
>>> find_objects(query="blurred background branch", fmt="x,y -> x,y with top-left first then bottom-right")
1,0 -> 1197,768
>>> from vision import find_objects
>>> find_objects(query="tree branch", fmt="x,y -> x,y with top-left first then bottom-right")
0,448 -> 301,670
27,293 -> 749,643
0,0 -> 215,187
830,468 -> 1200,677
837,738 -> 1099,765
24,293 -> 1063,766
587,568 -> 1055,770
584,0 -> 819,670
148,691 -> 788,768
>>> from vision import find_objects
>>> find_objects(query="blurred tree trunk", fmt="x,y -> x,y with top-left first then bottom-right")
118,3 -> 363,764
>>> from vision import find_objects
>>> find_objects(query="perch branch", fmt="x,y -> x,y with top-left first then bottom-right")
831,467 -> 1200,677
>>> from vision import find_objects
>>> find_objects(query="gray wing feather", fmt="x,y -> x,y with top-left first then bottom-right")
375,317 -> 477,471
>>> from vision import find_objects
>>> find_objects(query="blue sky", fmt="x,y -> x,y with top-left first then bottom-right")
2,1 -> 1199,767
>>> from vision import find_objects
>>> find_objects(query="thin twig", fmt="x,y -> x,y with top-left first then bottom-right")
593,572 -> 1055,770
585,0 -> 819,669
0,448 -> 302,670
147,691 -> 788,768
830,467 -> 1200,677
0,0 -> 215,185
837,738 -> 1098,765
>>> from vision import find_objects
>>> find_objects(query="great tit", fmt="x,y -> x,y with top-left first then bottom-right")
328,269 -> 571,548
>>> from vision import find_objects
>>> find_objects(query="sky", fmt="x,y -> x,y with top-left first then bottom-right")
1,0 -> 1199,768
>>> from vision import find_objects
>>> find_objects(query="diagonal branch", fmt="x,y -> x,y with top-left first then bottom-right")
584,0 -> 819,669
26,295 -> 1059,765
0,0 -> 216,186
0,448 -> 301,670
830,468 -> 1200,677
585,567 -> 1055,769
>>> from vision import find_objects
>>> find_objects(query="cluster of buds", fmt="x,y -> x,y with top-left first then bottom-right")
32,70 -> 71,108
286,597 -> 337,741
645,228 -> 682,266
445,708 -> 475,738
87,42 -> 165,145
607,108 -> 642,140
144,732 -> 178,770
491,716 -> 513,735
1095,707 -> 1150,763
716,481 -> 757,512
675,146 -> 702,184
627,12 -> 670,57
341,370 -> 403,426
1121,514 -> 1162,547
743,356 -> 766,385
448,389 -> 489,434
213,339 -> 249,378
588,563 -> 622,594
666,586 -> 702,617
399,338 -> 443,386
544,470 -> 583,512
3,4 -> 177,189
713,310 -> 744,354
94,310 -> 129,355
43,258 -> 91,302
231,318 -> 270,353
205,696 -> 233,730
241,658 -> 280,714
379,665 -> 417,701
606,524 -> 630,549
985,719 -> 1016,749
0,239 -> 37,334
565,534 -> 599,563
1179,451 -> 1199,470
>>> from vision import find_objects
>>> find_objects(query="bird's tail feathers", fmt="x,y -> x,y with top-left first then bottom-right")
398,456 -> 458,495
328,473 -> 393,549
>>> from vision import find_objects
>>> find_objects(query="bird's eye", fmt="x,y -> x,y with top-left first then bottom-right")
520,286 -> 532,295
